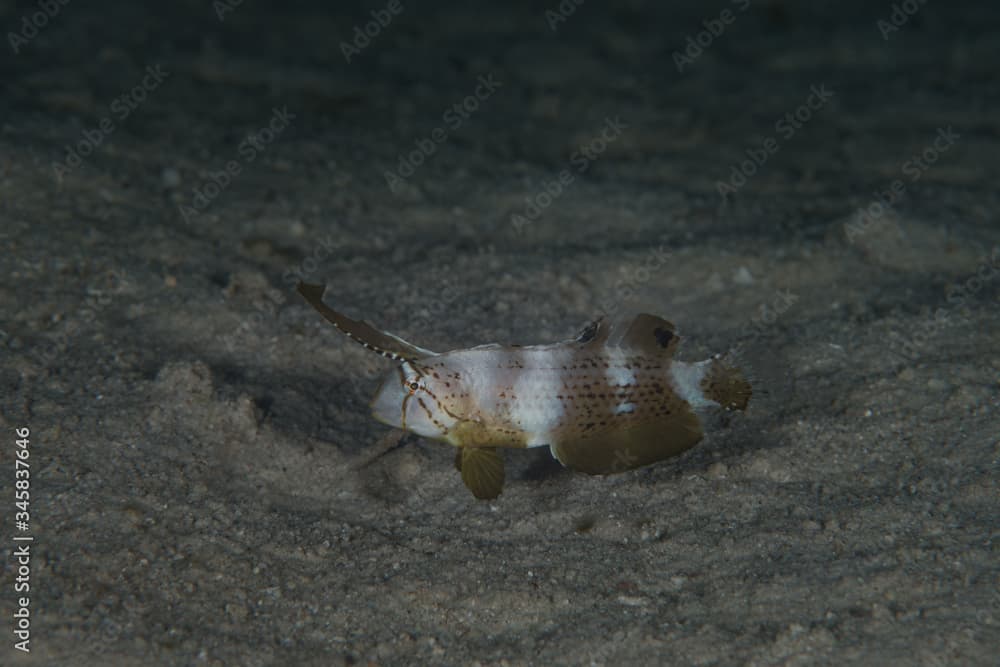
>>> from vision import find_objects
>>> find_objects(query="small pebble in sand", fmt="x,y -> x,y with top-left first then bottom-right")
161,167 -> 181,188
734,266 -> 754,285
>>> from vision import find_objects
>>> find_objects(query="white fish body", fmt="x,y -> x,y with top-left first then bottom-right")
299,283 -> 750,499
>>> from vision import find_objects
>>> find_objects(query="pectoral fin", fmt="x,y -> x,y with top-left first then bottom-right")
458,447 -> 505,499
297,282 -> 437,361
550,406 -> 703,475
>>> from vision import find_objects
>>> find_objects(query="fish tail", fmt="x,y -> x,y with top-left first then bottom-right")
701,358 -> 752,411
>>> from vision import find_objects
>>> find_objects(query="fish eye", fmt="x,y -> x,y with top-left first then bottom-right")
406,379 -> 421,393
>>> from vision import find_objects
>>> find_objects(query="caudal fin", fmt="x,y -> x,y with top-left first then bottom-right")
701,359 -> 752,411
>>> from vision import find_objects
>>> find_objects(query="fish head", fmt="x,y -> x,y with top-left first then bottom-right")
371,360 -> 460,440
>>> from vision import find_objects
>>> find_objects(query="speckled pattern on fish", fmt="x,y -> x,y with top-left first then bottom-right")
298,282 -> 751,498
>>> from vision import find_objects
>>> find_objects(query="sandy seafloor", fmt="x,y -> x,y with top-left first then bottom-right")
1,0 -> 998,665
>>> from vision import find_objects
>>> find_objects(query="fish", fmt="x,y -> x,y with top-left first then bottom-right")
297,282 -> 751,500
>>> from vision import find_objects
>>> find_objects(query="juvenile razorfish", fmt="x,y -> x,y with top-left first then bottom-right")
298,282 -> 751,500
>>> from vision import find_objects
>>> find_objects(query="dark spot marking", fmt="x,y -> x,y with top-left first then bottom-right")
576,320 -> 600,343
653,326 -> 674,348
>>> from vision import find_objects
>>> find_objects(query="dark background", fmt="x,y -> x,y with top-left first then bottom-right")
2,1 -> 998,665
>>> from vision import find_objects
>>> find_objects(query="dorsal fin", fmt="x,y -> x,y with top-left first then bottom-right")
573,316 -> 607,344
612,313 -> 679,356
595,313 -> 681,357
297,282 -> 438,361
577,312 -> 679,357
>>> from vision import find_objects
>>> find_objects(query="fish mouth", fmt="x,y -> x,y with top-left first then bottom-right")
370,375 -> 405,429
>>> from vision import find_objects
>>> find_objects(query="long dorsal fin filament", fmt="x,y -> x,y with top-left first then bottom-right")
297,282 -> 438,361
